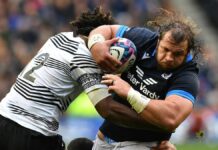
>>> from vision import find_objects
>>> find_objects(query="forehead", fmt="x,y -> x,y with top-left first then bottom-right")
160,31 -> 188,52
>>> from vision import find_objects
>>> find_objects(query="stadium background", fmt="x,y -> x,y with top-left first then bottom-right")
0,0 -> 218,149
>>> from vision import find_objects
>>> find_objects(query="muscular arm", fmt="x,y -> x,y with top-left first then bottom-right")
87,88 -> 166,132
139,95 -> 193,132
89,25 -> 118,40
101,74 -> 195,132
95,96 -> 167,132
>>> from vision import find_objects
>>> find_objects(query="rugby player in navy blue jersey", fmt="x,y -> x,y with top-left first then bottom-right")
88,9 -> 203,150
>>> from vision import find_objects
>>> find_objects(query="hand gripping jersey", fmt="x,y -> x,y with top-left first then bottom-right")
0,32 -> 108,136
100,26 -> 199,142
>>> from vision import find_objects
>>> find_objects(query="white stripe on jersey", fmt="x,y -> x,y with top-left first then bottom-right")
0,32 -> 107,136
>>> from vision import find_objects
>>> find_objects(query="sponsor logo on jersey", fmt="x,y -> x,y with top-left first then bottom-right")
142,78 -> 158,85
136,65 -> 144,79
127,72 -> 160,99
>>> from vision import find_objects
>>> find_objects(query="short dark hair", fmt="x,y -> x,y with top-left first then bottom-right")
67,138 -> 93,150
70,7 -> 116,36
147,9 -> 204,63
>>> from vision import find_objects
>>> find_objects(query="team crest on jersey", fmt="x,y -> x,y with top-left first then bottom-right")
142,52 -> 150,59
161,73 -> 173,80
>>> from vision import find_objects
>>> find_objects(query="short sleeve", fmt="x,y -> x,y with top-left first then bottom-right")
167,72 -> 199,104
116,26 -> 158,58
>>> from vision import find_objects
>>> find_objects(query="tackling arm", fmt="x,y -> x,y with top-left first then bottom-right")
101,74 -> 195,132
87,88 -> 167,132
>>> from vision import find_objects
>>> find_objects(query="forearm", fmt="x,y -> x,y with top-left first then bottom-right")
95,96 -> 168,132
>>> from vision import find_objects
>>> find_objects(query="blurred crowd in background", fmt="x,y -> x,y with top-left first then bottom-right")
0,0 -> 218,145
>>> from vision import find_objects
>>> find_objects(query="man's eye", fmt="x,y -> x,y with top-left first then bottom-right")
164,48 -> 169,52
174,52 -> 183,57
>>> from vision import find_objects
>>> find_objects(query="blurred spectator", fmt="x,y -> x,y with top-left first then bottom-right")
0,36 -> 17,99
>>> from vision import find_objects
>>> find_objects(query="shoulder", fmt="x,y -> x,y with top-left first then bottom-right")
116,25 -> 159,58
116,26 -> 158,42
51,32 -> 82,43
168,62 -> 199,103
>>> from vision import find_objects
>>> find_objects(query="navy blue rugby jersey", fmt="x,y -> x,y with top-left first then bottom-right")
99,25 -> 199,142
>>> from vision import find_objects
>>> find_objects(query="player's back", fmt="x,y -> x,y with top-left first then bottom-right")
0,32 -> 100,136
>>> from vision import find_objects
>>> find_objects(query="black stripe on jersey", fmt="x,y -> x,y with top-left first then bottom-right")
44,57 -> 71,77
55,34 -> 78,50
14,79 -> 62,110
14,86 -> 62,110
61,96 -> 72,111
70,54 -> 99,71
14,82 -> 58,102
50,34 -> 79,55
8,104 -> 59,131
56,33 -> 79,45
16,79 -> 55,97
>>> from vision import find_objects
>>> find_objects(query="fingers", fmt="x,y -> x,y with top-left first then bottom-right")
102,74 -> 118,80
103,54 -> 122,73
92,38 -> 122,72
101,74 -> 119,86
104,38 -> 122,71
101,79 -> 114,86
106,37 -> 120,46
152,141 -> 177,150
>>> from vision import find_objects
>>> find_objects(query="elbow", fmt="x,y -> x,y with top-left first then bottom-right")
163,119 -> 178,132
161,116 -> 180,132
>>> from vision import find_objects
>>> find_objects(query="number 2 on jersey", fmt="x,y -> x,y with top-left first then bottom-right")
23,53 -> 49,83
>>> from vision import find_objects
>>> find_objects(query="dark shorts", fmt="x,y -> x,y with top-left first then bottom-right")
0,115 -> 65,150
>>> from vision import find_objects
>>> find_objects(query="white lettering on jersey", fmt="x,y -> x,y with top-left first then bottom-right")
127,72 -> 160,99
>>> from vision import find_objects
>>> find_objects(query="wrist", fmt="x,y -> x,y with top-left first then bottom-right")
127,88 -> 150,113
88,34 -> 105,50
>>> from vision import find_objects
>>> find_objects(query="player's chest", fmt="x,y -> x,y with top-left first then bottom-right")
123,64 -> 173,99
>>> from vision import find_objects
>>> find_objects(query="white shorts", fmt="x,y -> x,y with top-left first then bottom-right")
92,135 -> 159,150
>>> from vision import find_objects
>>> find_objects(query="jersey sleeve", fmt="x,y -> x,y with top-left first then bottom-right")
74,69 -> 111,106
65,38 -> 108,94
166,72 -> 199,104
116,25 -> 158,58
70,60 -> 108,94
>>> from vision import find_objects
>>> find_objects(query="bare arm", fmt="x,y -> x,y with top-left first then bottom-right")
102,74 -> 193,132
139,95 -> 193,131
87,88 -> 166,132
95,96 -> 167,132
89,25 -> 118,40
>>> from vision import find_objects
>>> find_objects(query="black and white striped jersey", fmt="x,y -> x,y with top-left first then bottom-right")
0,32 -> 107,136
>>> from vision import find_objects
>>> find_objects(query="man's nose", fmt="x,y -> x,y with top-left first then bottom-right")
165,53 -> 174,62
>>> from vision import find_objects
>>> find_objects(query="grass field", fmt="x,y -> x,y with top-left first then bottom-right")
176,143 -> 218,150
